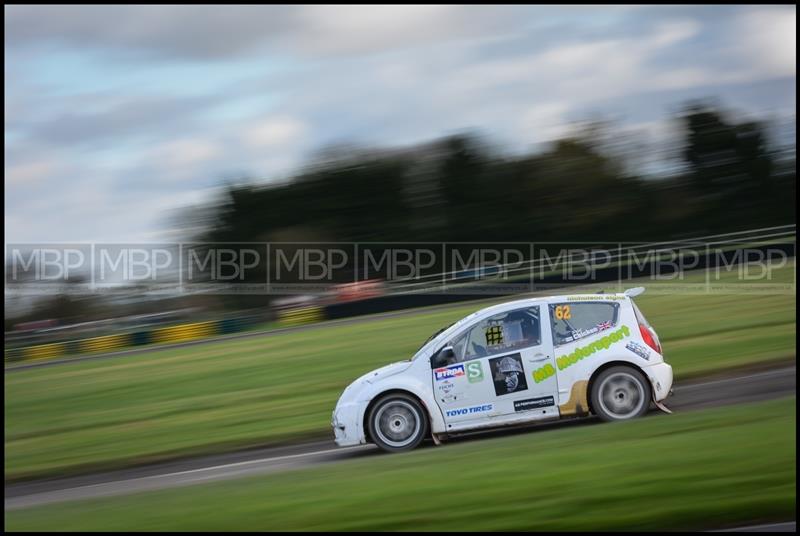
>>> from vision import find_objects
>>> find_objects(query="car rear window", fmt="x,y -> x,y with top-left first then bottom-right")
550,301 -> 620,346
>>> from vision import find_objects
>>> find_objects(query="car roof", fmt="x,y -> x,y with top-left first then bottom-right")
473,292 -> 628,317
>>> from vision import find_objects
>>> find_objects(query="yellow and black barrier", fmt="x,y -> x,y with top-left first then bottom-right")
22,342 -> 65,362
4,315 -> 265,364
80,333 -> 130,354
150,321 -> 218,345
277,306 -> 325,326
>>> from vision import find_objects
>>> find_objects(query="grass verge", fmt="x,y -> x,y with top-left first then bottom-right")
5,397 -> 796,531
5,263 -> 795,481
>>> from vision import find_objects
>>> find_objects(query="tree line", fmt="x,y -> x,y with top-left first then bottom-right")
194,102 -> 795,246
5,101 -> 796,328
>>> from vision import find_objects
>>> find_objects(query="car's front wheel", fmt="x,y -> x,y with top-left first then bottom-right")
590,366 -> 652,421
367,393 -> 428,452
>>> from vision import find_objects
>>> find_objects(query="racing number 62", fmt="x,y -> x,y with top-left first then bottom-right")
555,305 -> 571,320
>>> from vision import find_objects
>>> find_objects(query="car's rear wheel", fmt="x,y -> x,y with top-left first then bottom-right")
591,366 -> 651,421
368,393 -> 428,452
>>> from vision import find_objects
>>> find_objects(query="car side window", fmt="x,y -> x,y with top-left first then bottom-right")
451,306 -> 541,362
549,302 -> 619,346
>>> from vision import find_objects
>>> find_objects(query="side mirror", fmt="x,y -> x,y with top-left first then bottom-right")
431,346 -> 455,369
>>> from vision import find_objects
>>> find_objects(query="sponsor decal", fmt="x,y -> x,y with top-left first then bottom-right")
532,362 -> 556,383
441,393 -> 462,404
466,360 -> 484,383
626,341 -> 651,360
437,381 -> 456,394
445,403 -> 493,418
514,396 -> 555,412
485,325 -> 504,346
567,295 -> 625,301
564,322 -> 612,344
569,326 -> 599,340
489,353 -> 528,396
556,325 -> 631,371
434,364 -> 465,381
554,305 -> 572,320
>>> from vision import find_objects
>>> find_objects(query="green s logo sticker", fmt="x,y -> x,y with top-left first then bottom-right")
466,361 -> 484,383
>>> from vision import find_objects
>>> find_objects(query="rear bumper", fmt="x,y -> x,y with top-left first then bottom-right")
643,362 -> 673,402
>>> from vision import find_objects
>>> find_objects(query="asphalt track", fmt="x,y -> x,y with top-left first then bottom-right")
713,522 -> 796,532
5,364 -> 796,512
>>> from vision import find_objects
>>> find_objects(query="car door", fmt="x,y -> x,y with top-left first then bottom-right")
548,300 -> 624,410
431,305 -> 559,431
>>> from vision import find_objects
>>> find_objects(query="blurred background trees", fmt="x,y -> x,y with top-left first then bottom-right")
6,101 -> 796,326
191,101 -> 796,246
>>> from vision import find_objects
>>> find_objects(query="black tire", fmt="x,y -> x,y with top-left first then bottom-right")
590,366 -> 652,422
367,393 -> 429,452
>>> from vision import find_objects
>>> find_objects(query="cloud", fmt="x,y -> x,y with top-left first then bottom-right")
13,93 -> 216,149
4,5 -> 796,243
4,5 -> 534,61
243,117 -> 306,149
734,7 -> 796,79
4,5 -> 297,60
150,138 -> 224,181
517,103 -> 572,145
5,159 -> 58,185
648,19 -> 702,48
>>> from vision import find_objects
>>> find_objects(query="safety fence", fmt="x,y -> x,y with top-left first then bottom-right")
4,316 -> 265,363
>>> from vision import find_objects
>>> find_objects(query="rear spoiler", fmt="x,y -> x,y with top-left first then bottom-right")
623,287 -> 646,298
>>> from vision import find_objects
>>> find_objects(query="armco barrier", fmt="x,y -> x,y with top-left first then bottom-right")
5,316 -> 260,364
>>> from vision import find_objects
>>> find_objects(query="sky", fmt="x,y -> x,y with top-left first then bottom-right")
5,5 -> 797,244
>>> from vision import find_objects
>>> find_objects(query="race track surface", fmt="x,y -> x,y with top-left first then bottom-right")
5,364 -> 795,511
712,522 -> 796,532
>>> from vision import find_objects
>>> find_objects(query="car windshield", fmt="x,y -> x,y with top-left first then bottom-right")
417,322 -> 454,352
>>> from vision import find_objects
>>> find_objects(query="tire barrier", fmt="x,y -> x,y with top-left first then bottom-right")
80,333 -> 130,354
22,343 -> 63,362
4,316 -> 261,364
150,321 -> 218,345
277,306 -> 325,326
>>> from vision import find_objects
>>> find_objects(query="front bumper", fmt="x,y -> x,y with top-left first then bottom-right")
643,361 -> 673,402
331,401 -> 366,447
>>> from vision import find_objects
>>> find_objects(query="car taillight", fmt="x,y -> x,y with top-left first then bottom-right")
639,324 -> 662,354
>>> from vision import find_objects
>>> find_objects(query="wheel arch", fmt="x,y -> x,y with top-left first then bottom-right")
362,388 -> 434,444
586,360 -> 650,414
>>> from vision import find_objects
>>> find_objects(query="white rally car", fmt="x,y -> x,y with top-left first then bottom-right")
332,288 -> 673,452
